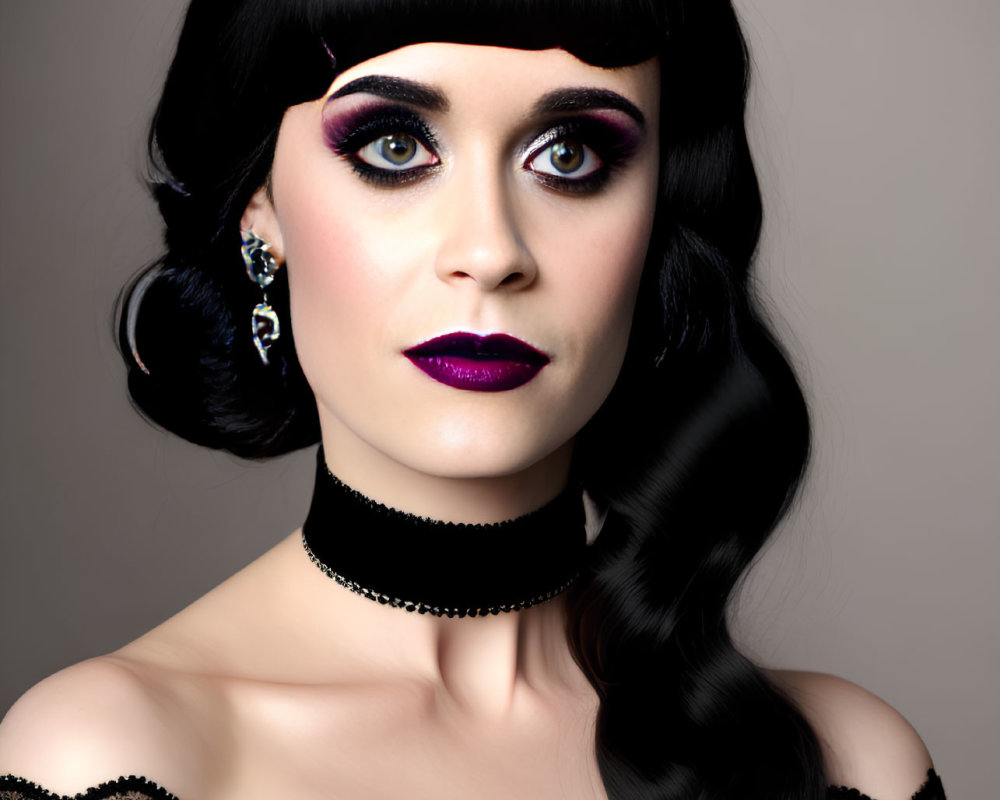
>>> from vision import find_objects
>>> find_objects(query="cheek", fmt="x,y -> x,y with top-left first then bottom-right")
282,215 -> 366,388
590,178 -> 658,340
275,185 -> 415,371
281,204 -> 375,325
548,195 -> 655,361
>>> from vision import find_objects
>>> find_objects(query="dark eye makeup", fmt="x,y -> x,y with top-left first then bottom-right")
322,100 -> 643,194
522,116 -> 642,194
323,103 -> 442,187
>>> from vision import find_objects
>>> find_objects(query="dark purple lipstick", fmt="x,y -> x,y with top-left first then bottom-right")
403,333 -> 550,392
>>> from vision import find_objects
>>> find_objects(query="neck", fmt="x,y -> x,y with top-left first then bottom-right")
289,444 -> 592,717
314,585 -> 585,719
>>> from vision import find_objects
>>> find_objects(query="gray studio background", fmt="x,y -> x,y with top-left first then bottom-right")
1,1 -> 996,795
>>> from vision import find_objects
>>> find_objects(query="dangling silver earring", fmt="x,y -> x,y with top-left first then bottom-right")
240,231 -> 281,365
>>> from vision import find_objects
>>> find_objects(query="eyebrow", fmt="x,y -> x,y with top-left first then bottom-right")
327,76 -> 449,112
326,78 -> 645,128
532,88 -> 646,127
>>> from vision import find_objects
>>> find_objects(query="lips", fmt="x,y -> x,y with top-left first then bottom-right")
403,333 -> 550,392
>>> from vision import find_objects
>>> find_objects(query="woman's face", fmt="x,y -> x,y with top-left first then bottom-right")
246,43 -> 659,505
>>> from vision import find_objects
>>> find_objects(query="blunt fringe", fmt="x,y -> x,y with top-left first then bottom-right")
118,0 -> 829,796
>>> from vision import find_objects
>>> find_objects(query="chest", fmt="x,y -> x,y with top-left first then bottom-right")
208,682 -> 607,800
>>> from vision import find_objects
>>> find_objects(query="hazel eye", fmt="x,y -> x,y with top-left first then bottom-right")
526,138 -> 602,179
356,133 -> 438,171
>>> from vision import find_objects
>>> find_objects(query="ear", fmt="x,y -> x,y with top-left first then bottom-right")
240,183 -> 286,265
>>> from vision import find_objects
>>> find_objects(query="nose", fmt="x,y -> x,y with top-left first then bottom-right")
433,162 -> 538,292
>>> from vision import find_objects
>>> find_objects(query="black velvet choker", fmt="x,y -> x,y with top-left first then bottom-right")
302,448 -> 587,618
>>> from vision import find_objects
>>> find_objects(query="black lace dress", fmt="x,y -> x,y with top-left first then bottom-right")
0,768 -> 946,800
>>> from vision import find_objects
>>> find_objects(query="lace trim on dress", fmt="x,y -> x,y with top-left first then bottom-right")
0,775 -> 179,800
826,767 -> 946,800
2,768 -> 945,800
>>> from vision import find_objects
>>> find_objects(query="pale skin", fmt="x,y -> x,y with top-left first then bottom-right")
0,44 -> 935,800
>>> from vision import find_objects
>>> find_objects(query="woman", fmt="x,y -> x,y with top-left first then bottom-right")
0,0 -> 945,798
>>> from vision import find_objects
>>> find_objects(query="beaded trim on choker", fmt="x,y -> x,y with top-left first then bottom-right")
301,448 -> 587,618
302,530 -> 579,617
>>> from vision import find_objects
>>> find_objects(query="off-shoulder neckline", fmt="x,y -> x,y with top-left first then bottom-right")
827,767 -> 944,800
0,774 -> 179,800
1,767 -> 943,800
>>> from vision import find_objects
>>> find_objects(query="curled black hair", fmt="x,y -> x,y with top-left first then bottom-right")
118,1 -> 829,796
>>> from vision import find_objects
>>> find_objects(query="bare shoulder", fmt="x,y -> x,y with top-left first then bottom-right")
0,655 -> 210,797
768,669 -> 936,799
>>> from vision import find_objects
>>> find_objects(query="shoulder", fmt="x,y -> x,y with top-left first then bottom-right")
768,669 -> 937,800
0,656 -> 208,797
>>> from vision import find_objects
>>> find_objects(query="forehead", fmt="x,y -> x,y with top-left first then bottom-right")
325,43 -> 660,114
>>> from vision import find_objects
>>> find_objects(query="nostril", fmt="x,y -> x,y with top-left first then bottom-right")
434,235 -> 537,290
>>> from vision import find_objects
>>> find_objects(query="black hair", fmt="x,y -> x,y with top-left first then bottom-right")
118,0 -> 829,797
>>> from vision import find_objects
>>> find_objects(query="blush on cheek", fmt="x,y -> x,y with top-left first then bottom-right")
282,231 -> 372,406
283,206 -> 381,318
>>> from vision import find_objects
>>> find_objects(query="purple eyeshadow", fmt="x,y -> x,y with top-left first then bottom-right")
321,101 -> 438,156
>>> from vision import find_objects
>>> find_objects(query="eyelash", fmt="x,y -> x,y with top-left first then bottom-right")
522,120 -> 635,195
324,106 -> 634,193
325,107 -> 442,187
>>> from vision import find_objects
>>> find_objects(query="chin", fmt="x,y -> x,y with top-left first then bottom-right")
389,423 -> 574,482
